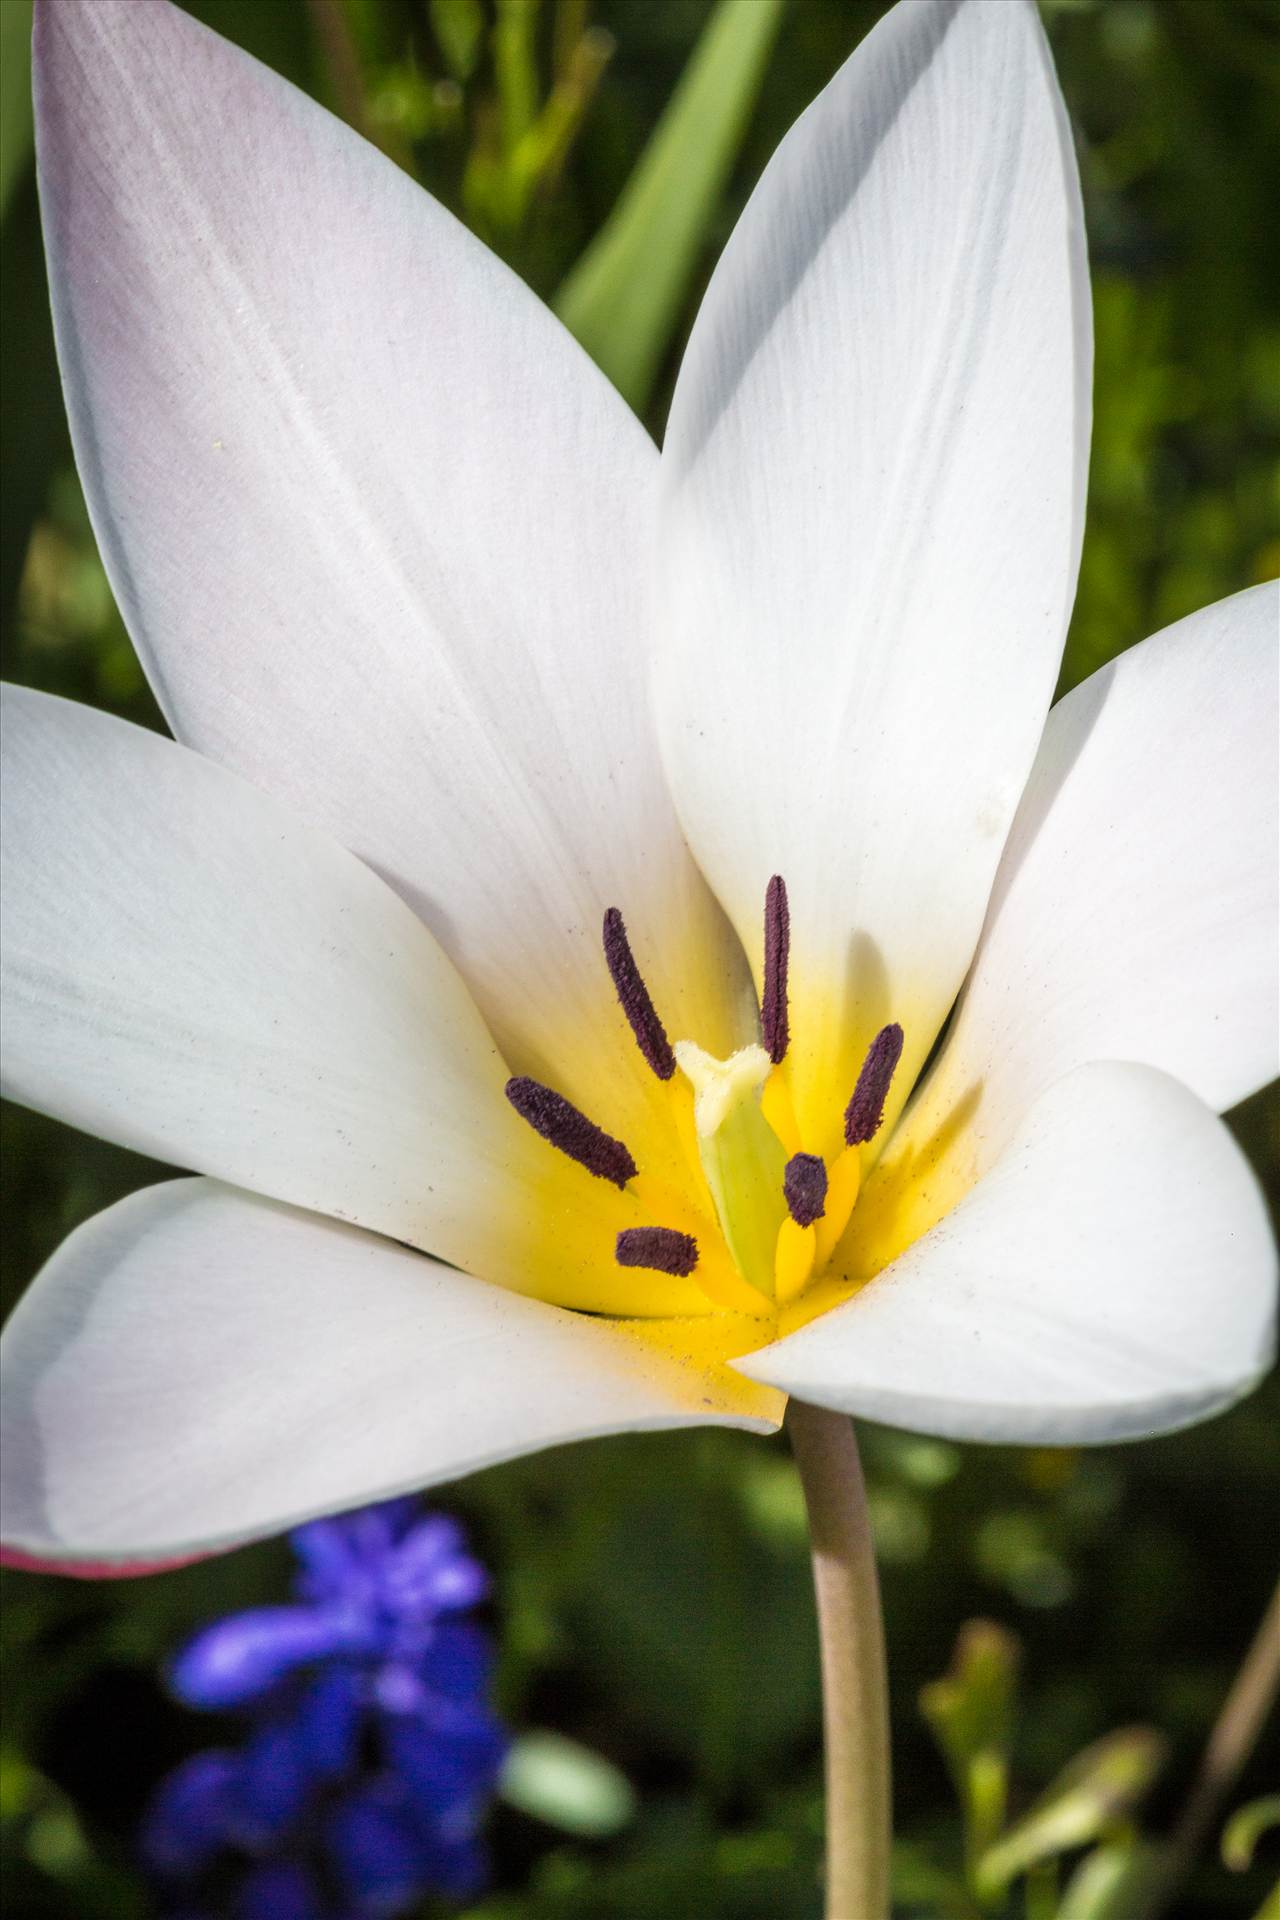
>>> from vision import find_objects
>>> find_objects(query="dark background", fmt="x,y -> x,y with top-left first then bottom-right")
2,1 -> 1277,1915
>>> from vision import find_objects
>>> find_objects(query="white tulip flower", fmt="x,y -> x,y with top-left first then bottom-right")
1,0 -> 1276,1582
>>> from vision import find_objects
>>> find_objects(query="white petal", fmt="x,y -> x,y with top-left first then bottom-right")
0,687 -> 704,1315
655,0 -> 1091,1152
879,582 -> 1280,1219
0,1180 -> 780,1567
738,1062 -> 1277,1444
34,0 -> 747,1169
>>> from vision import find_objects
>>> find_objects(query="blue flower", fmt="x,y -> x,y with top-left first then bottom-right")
143,1500 -> 507,1918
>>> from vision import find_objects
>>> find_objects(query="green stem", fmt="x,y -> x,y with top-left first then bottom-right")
789,1401 -> 892,1920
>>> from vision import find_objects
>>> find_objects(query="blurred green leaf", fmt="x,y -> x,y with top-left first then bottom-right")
1026,1860 -> 1061,1920
431,0 -> 485,81
977,1729 -> 1165,1900
559,1433 -> 819,1795
501,1730 -> 636,1837
0,0 -> 33,222
494,0 -> 541,152
0,1744 -> 146,1918
890,1838 -> 979,1917
464,0 -> 612,237
1222,1794 -> 1280,1873
921,1619 -> 1021,1879
921,1620 -> 1021,1778
554,0 -> 782,411
1053,1842 -> 1160,1920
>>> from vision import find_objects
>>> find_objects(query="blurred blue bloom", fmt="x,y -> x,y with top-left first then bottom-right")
143,1500 -> 507,1918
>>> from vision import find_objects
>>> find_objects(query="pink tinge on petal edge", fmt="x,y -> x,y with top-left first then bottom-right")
0,1543 -> 212,1579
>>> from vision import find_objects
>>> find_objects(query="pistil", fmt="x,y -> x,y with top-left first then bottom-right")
675,1041 -> 784,1302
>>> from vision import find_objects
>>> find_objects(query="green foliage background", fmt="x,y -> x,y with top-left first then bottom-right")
1,2 -> 1277,1916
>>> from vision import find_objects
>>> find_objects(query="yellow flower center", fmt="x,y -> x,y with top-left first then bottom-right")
504,877 -> 905,1330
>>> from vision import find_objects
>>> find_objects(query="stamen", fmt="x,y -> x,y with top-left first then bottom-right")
843,1023 -> 905,1145
602,907 -> 676,1080
505,1076 -> 637,1188
616,1227 -> 699,1277
761,874 -> 790,1064
783,1152 -> 828,1228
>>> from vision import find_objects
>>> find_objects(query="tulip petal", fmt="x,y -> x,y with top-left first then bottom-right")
737,1062 -> 1277,1444
34,0 -> 747,1176
0,1179 -> 781,1569
655,0 -> 1091,1154
0,686 -> 709,1316
872,583 -> 1279,1227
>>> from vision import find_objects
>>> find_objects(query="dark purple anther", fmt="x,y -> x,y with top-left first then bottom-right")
783,1153 -> 828,1228
761,874 -> 790,1064
602,907 -> 676,1081
843,1023 -> 905,1146
505,1077 -> 638,1188
615,1227 -> 699,1277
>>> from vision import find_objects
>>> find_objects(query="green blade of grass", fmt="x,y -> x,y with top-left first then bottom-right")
0,0 -> 34,222
554,0 -> 782,414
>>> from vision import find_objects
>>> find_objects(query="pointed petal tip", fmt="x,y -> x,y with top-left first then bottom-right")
31,0 -> 727,1176
653,0 -> 1091,1153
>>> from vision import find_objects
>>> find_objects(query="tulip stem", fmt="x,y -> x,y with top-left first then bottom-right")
789,1400 -> 891,1920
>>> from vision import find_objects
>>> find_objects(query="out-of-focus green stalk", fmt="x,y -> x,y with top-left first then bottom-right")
494,0 -> 541,157
514,25 -> 613,204
551,0 -> 590,84
0,0 -> 34,221
431,0 -> 485,82
554,0 -> 782,413
464,0 -> 610,236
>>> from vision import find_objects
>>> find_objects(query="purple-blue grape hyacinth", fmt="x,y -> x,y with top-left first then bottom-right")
142,1499 -> 507,1919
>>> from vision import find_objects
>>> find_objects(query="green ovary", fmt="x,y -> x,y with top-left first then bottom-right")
674,1041 -> 787,1303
